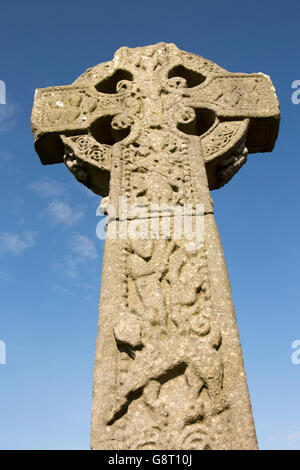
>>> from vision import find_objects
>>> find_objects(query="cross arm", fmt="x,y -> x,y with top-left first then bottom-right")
184,72 -> 280,154
31,85 -> 122,165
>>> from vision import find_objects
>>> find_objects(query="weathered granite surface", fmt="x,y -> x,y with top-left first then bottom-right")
31,43 -> 280,450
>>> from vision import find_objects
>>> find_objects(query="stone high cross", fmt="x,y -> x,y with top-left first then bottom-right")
31,43 -> 280,450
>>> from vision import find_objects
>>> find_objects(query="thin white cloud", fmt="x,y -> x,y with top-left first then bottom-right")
29,178 -> 66,198
0,269 -> 16,281
70,234 -> 98,263
285,431 -> 300,441
44,199 -> 85,227
0,231 -> 37,255
64,269 -> 78,279
0,102 -> 18,132
51,285 -> 69,295
54,234 -> 98,279
79,282 -> 97,291
0,150 -> 13,164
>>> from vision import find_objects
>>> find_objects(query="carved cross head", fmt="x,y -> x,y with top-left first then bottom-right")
31,43 -> 280,197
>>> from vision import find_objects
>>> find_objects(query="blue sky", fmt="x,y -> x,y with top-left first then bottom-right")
0,0 -> 300,450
